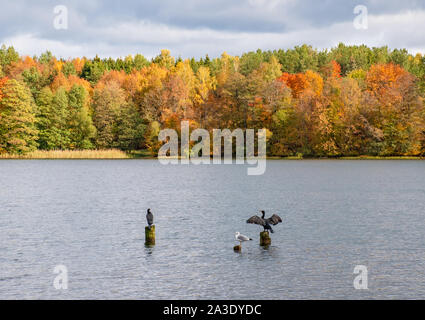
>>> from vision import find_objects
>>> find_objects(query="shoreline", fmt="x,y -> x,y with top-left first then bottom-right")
0,151 -> 423,161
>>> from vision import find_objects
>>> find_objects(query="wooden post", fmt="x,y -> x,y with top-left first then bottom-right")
145,225 -> 155,245
233,244 -> 242,252
260,231 -> 271,246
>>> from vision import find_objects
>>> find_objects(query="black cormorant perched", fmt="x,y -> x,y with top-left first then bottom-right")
246,210 -> 282,233
146,208 -> 154,229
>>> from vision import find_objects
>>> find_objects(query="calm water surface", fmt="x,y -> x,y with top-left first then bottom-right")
0,160 -> 424,299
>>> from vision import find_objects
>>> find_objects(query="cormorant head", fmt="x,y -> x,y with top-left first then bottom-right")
147,208 -> 151,213
260,210 -> 265,217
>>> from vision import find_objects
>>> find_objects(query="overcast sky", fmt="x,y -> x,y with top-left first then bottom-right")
1,0 -> 425,59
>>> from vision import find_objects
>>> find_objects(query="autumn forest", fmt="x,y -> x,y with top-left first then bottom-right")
0,43 -> 424,157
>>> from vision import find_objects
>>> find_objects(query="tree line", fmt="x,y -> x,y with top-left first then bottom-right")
0,43 -> 424,157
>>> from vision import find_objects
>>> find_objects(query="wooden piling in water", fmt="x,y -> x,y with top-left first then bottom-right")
233,244 -> 242,252
260,231 -> 271,246
145,225 -> 155,245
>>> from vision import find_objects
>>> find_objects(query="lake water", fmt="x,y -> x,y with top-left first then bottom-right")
0,160 -> 424,299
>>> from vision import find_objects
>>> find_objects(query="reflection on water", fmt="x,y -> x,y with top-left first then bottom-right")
0,160 -> 425,299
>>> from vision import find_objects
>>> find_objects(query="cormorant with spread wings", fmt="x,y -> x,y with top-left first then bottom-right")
246,210 -> 282,233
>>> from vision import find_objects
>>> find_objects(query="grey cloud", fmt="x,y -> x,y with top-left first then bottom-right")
0,0 -> 424,58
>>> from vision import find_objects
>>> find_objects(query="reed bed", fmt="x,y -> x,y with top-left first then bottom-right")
338,156 -> 423,160
0,149 -> 129,159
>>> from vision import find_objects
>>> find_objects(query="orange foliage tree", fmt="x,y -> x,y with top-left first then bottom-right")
0,77 -> 8,100
277,73 -> 307,97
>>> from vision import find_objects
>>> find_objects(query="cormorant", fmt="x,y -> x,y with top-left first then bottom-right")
246,210 -> 282,233
146,208 -> 154,229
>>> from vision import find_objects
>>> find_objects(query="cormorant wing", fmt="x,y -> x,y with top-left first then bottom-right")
266,214 -> 282,225
246,215 -> 266,226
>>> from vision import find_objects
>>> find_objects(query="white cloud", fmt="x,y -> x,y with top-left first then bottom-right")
2,34 -> 86,59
